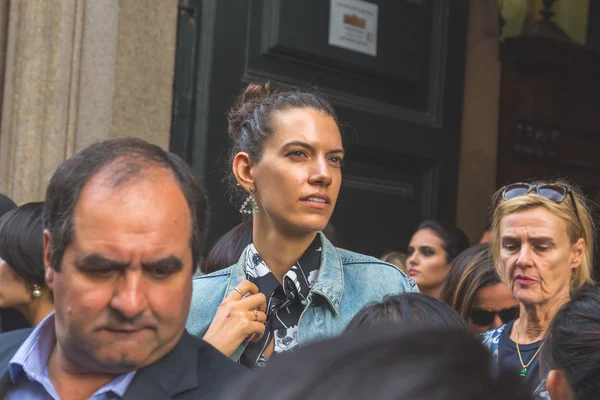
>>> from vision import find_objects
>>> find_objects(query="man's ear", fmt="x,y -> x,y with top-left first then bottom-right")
232,152 -> 255,192
547,369 -> 574,400
43,229 -> 56,290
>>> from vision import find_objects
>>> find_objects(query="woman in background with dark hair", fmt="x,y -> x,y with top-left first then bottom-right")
203,221 -> 253,274
187,82 -> 416,365
441,243 -> 518,333
541,285 -> 600,400
345,293 -> 468,331
406,220 -> 470,298
0,193 -> 16,217
0,192 -> 22,333
222,326 -> 533,400
0,202 -> 53,327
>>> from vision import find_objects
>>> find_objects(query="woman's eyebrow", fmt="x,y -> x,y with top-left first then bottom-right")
280,140 -> 312,151
280,140 -> 345,156
529,237 -> 554,245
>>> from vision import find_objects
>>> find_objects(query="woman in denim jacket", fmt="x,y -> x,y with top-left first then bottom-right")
186,82 -> 417,366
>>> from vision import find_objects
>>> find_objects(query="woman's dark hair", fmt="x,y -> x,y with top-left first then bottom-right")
416,220 -> 470,263
440,243 -> 500,319
345,293 -> 468,331
541,285 -> 600,399
225,327 -> 533,400
0,202 -> 45,287
226,81 -> 339,203
0,193 -> 16,218
43,138 -> 208,273
203,221 -> 252,274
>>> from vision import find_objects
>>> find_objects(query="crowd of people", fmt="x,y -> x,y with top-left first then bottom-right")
0,82 -> 599,399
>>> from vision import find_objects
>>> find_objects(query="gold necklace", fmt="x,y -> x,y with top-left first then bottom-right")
515,319 -> 543,377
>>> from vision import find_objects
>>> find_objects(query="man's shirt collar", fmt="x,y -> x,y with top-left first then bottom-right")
9,311 -> 136,398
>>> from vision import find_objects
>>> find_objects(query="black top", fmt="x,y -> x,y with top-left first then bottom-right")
498,320 -> 543,393
241,235 -> 322,368
0,309 -> 29,333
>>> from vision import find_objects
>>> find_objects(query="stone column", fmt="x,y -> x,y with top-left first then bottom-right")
455,0 -> 501,243
0,0 -> 10,123
0,0 -> 177,205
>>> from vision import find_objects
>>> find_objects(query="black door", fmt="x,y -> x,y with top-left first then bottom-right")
171,0 -> 469,257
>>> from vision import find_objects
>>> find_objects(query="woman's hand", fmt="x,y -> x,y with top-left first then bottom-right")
202,280 -> 267,357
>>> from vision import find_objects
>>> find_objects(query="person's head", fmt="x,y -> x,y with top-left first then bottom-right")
0,202 -> 47,310
380,251 -> 407,272
203,221 -> 252,274
542,285 -> 600,400
406,220 -> 470,297
441,243 -> 518,333
227,326 -> 533,400
345,293 -> 468,331
491,181 -> 595,309
228,82 -> 343,236
42,138 -> 208,374
0,193 -> 17,218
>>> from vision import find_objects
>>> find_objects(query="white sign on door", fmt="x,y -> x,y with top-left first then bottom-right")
328,0 -> 378,57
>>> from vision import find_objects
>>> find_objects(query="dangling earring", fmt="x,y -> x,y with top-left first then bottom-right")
32,284 -> 42,298
240,187 -> 260,215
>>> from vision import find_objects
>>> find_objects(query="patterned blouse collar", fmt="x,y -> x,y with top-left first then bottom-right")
240,235 -> 322,367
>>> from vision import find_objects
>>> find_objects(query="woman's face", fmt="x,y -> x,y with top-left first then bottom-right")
250,107 -> 343,234
468,282 -> 518,334
406,229 -> 449,296
0,258 -> 31,309
499,207 -> 584,307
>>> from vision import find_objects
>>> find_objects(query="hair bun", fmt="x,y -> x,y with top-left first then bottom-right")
227,82 -> 273,141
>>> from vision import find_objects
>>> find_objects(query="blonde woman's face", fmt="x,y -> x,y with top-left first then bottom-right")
499,207 -> 584,306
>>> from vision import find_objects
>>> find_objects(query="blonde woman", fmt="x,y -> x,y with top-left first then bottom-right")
481,181 -> 595,398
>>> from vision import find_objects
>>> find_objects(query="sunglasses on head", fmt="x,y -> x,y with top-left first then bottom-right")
501,183 -> 582,226
469,306 -> 519,327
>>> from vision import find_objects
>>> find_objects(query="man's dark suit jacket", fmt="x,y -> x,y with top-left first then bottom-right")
0,328 -> 245,399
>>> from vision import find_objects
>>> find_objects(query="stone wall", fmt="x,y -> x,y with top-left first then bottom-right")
0,0 -> 177,205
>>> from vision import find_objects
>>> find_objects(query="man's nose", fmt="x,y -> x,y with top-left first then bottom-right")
110,269 -> 148,320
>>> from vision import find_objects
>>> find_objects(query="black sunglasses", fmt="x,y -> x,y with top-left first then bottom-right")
469,306 -> 519,327
501,183 -> 582,227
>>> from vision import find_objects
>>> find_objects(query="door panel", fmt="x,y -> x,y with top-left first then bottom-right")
172,0 -> 469,257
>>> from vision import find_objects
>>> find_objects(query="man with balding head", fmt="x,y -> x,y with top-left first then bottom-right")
0,138 -> 243,399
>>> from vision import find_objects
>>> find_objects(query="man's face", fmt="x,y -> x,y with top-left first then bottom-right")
45,168 -> 194,373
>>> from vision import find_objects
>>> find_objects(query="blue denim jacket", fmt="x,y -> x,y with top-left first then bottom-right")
186,232 -> 418,362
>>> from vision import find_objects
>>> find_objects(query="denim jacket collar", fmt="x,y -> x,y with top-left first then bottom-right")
224,232 -> 343,315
